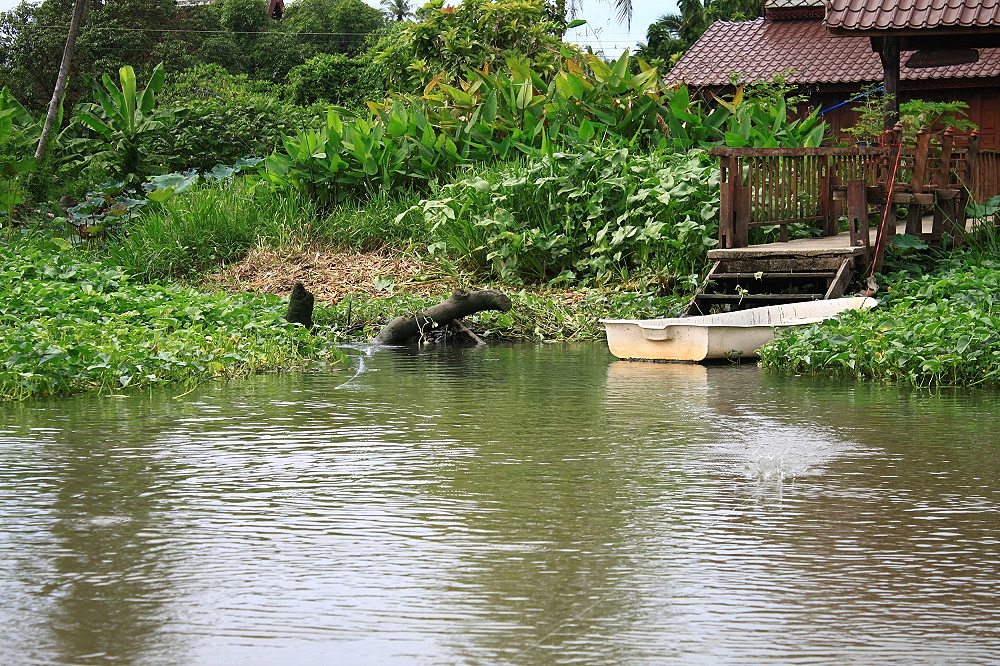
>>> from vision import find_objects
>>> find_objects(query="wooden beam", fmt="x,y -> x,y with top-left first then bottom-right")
879,37 -> 901,129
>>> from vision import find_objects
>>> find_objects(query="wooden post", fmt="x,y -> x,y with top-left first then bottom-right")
936,129 -> 955,189
718,155 -> 736,249
819,154 -> 835,236
847,179 -> 868,248
906,129 -> 931,235
735,185 -> 751,248
879,37 -> 901,129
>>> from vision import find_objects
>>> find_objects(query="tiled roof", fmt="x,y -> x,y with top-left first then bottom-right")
665,18 -> 1000,86
826,0 -> 1000,32
766,0 -> 824,7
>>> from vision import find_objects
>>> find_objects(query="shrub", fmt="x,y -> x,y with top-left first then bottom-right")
220,0 -> 269,34
285,53 -> 382,107
370,0 -> 565,93
411,146 -> 720,286
160,65 -> 326,170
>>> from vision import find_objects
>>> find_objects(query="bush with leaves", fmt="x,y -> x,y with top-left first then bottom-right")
64,64 -> 172,183
409,146 -> 720,286
0,86 -> 42,223
371,0 -> 566,93
160,65 -> 326,171
284,53 -> 383,107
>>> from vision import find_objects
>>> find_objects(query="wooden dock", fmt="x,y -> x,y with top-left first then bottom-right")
685,134 -> 1000,315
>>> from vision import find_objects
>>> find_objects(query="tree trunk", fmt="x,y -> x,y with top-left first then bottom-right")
35,0 -> 87,162
285,282 -> 315,330
374,289 -> 512,345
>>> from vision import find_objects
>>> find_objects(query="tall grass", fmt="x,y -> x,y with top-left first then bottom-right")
310,191 -> 426,251
108,179 -> 316,280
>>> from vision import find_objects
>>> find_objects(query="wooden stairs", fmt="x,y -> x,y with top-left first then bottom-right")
683,247 -> 863,316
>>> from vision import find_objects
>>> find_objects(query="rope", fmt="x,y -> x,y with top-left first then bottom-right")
818,84 -> 885,116
868,128 -> 904,284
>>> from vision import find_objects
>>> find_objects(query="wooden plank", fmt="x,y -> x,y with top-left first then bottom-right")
718,156 -> 736,249
696,293 -> 825,302
712,271 -> 838,279
935,129 -> 954,189
912,130 -> 930,192
709,147 -> 887,157
823,258 -> 854,299
847,179 -> 867,247
734,184 -> 751,248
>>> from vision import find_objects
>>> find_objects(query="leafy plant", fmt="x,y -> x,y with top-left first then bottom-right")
409,146 -> 720,286
760,259 -> 1000,387
285,53 -> 382,107
371,0 -> 566,93
0,87 -> 43,226
67,63 -> 172,182
0,236 -> 339,401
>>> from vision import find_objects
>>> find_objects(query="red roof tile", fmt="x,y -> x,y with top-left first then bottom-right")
665,18 -> 1000,86
826,0 -> 1000,32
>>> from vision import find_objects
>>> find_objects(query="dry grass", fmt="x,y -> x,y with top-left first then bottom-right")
204,246 -> 449,302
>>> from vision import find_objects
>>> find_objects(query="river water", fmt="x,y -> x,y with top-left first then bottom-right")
1,344 -> 998,665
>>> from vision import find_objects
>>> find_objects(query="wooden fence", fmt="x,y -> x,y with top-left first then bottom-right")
711,132 -> 1000,250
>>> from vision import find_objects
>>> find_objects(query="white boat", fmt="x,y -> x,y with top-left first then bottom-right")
601,297 -> 877,362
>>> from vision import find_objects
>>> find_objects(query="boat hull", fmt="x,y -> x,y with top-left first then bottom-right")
601,297 -> 876,362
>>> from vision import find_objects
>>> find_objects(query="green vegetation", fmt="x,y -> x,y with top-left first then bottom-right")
760,258 -> 1000,387
106,179 -> 315,280
413,147 -> 718,286
6,0 -> 990,400
0,237 -> 335,400
318,288 -> 686,342
371,0 -> 567,93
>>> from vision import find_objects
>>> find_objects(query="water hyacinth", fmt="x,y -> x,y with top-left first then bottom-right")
759,260 -> 1000,387
0,238 -> 337,400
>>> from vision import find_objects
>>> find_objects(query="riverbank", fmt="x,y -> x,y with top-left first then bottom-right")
0,237 -> 339,400
760,256 -> 1000,387
203,245 -> 688,342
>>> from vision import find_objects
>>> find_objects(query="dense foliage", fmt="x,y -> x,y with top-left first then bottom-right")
159,65 -> 326,170
371,0 -> 566,93
285,53 -> 383,107
412,147 -> 719,286
265,55 -> 825,205
0,0 -> 387,111
760,260 -> 1000,387
0,237 -> 331,400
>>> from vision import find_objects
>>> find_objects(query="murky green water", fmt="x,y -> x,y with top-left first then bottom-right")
1,344 -> 999,664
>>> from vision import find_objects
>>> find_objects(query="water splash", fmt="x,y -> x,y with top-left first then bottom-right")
335,342 -> 379,389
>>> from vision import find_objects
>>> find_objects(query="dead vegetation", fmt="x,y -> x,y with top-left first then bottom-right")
204,246 -> 448,302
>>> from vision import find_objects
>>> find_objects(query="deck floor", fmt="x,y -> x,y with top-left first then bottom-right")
708,219 -> 949,259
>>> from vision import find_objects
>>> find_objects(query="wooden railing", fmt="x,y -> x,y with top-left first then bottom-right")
711,131 -> 1000,252
710,146 -> 887,249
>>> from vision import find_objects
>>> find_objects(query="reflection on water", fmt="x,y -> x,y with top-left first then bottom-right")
1,344 -> 999,664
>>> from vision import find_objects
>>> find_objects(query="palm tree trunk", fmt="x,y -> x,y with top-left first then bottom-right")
35,0 -> 87,162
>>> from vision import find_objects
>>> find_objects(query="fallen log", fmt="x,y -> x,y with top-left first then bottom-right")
285,282 -> 315,330
374,289 -> 512,345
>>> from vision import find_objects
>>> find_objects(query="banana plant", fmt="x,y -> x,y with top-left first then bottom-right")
69,63 -> 171,182
0,87 -> 42,226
